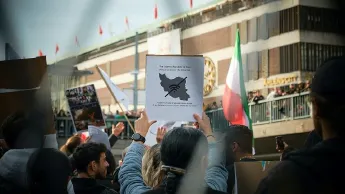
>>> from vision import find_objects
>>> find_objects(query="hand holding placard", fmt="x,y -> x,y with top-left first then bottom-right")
135,111 -> 157,138
193,112 -> 215,142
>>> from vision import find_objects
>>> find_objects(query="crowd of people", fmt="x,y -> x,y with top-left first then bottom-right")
0,56 -> 344,194
54,108 -> 141,120
248,81 -> 311,104
203,81 -> 311,113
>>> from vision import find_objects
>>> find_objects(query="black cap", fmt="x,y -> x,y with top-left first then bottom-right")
311,56 -> 345,100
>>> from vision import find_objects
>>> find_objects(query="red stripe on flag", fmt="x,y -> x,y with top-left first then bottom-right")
154,4 -> 158,19
55,44 -> 59,54
222,85 -> 246,125
38,50 -> 43,57
99,25 -> 103,35
125,16 -> 129,30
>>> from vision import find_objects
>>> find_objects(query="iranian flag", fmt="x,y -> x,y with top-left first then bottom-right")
222,29 -> 252,129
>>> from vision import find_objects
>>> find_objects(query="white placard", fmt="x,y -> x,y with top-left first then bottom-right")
147,29 -> 181,55
145,121 -> 186,146
145,55 -> 204,121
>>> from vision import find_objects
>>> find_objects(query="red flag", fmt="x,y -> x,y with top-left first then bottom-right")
190,0 -> 193,8
75,36 -> 80,47
99,25 -> 103,35
154,4 -> 158,19
55,44 -> 59,54
125,16 -> 129,30
38,50 -> 43,56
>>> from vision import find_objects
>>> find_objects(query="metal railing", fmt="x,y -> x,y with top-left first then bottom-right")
249,92 -> 311,124
55,117 -> 136,139
206,92 -> 311,131
55,92 -> 311,138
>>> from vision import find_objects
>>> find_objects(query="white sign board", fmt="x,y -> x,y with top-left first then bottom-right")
145,121 -> 187,146
123,89 -> 146,105
147,29 -> 181,55
145,55 -> 204,121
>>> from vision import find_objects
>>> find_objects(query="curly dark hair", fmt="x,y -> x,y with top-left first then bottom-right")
72,142 -> 107,173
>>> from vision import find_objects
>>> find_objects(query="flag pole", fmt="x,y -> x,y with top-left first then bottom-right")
95,66 -> 135,133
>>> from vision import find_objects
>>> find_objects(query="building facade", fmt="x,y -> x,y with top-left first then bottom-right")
74,0 -> 344,108
63,0 -> 344,142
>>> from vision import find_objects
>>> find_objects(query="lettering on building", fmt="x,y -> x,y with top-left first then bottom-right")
263,76 -> 298,87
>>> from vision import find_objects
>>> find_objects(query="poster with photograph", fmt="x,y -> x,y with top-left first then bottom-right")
65,84 -> 105,131
145,55 -> 204,121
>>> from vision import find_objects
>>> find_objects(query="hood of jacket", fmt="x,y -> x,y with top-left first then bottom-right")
0,149 -> 36,189
284,137 -> 345,186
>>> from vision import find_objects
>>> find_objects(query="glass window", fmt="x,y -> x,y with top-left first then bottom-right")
258,14 -> 268,40
301,43 -> 306,71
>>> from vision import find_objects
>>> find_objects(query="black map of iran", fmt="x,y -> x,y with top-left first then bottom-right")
159,73 -> 190,101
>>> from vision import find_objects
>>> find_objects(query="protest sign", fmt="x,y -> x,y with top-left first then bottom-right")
145,121 -> 186,146
65,84 -> 105,132
145,55 -> 204,121
234,161 -> 279,194
0,57 -> 54,138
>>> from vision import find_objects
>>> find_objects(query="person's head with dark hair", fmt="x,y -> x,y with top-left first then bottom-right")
280,147 -> 295,161
28,148 -> 72,194
161,127 -> 208,170
1,109 -> 47,149
310,56 -> 345,140
224,125 -> 253,165
72,142 -> 109,179
60,135 -> 82,156
160,127 -> 208,194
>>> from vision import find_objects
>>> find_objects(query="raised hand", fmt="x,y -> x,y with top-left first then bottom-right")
112,122 -> 125,136
156,127 -> 167,144
135,110 -> 156,137
193,112 -> 212,136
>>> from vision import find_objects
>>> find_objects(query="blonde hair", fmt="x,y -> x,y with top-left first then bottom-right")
142,144 -> 164,188
60,135 -> 82,156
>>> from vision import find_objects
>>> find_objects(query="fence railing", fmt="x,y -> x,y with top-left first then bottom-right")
249,92 -> 311,124
55,117 -> 136,139
56,92 -> 311,138
206,92 -> 312,131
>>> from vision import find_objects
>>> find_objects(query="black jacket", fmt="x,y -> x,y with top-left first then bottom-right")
304,130 -> 322,148
255,137 -> 345,194
111,167 -> 121,192
71,178 -> 118,194
0,175 -> 28,194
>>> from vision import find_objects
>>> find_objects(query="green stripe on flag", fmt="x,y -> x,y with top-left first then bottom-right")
234,29 -> 254,147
